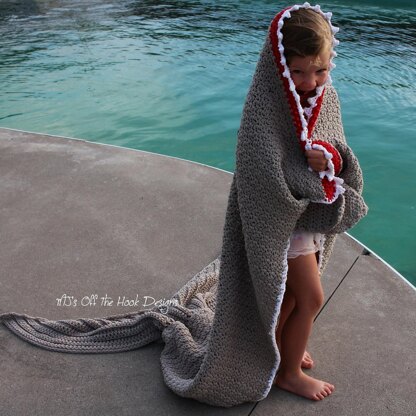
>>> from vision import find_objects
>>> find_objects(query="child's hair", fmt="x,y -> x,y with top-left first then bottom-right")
281,8 -> 333,65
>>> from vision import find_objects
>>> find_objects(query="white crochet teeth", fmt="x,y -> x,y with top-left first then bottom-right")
326,74 -> 333,86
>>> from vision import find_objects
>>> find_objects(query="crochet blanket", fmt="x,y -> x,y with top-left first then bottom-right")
0,3 -> 368,408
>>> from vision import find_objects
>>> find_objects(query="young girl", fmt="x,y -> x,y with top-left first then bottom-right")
273,6 -> 349,401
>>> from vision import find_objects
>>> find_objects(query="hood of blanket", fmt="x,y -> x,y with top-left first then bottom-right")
236,4 -> 343,216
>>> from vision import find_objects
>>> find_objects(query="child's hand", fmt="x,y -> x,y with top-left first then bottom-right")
305,149 -> 328,172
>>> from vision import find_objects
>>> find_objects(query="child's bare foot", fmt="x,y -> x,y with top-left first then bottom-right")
302,351 -> 314,369
274,369 -> 334,400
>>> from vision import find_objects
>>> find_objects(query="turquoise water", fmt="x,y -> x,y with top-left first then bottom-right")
0,1 -> 415,285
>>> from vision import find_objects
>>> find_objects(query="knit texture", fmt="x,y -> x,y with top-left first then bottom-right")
0,3 -> 368,408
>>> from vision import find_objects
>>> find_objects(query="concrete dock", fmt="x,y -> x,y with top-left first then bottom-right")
0,127 -> 415,416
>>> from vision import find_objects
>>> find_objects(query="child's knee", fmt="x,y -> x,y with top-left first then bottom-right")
312,291 -> 324,311
298,290 -> 324,314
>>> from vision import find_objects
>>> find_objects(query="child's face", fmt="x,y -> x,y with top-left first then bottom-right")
288,49 -> 331,94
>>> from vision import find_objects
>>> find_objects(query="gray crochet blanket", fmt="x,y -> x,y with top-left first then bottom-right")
0,3 -> 368,408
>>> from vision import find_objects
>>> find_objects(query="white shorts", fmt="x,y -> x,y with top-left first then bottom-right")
287,231 -> 324,259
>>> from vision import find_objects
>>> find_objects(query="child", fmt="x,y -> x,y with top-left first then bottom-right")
272,5 -> 353,401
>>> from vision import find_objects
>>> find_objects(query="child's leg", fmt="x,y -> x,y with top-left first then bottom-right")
274,253 -> 335,400
275,287 -> 295,348
275,288 -> 314,369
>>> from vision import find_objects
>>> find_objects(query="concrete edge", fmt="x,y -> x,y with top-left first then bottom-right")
0,127 -> 235,176
2,127 -> 413,293
345,231 -> 416,292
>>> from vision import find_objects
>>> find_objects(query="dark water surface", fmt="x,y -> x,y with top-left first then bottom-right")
0,0 -> 415,285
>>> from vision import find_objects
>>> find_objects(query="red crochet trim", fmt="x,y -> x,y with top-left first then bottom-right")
307,93 -> 325,139
321,176 -> 336,203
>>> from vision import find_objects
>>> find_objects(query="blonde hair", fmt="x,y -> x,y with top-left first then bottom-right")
281,8 -> 333,65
